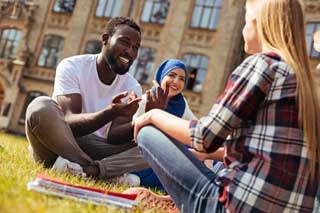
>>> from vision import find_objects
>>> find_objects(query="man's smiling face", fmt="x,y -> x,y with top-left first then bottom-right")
103,25 -> 141,75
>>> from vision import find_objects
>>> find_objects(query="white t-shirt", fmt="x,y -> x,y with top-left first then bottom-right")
133,94 -> 197,121
53,54 -> 142,138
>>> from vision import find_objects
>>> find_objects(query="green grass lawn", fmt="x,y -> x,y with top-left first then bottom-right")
0,133 -> 155,213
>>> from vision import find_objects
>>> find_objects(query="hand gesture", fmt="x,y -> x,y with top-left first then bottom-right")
128,90 -> 138,102
145,80 -> 169,112
188,147 -> 225,162
111,91 -> 141,117
188,148 -> 208,161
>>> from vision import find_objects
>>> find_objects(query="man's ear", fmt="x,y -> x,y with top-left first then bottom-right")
102,33 -> 109,45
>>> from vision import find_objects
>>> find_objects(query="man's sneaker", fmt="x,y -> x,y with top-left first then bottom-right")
123,187 -> 179,212
28,145 -> 33,155
52,156 -> 86,177
108,173 -> 140,187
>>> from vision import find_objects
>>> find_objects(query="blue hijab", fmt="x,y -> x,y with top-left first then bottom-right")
154,59 -> 187,118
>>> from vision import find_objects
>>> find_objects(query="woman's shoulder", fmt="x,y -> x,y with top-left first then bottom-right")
242,53 -> 281,65
236,53 -> 293,77
182,96 -> 197,120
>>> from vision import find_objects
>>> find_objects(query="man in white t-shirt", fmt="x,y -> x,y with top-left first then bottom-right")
25,17 -> 148,184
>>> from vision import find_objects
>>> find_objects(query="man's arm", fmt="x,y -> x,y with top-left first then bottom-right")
107,116 -> 134,144
107,81 -> 169,145
56,92 -> 141,138
56,94 -> 117,137
107,91 -> 140,144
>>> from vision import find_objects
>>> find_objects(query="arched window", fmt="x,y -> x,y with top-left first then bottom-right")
19,91 -> 47,124
37,35 -> 64,68
191,0 -> 223,30
95,0 -> 122,17
141,0 -> 169,24
0,28 -> 21,59
182,54 -> 208,93
53,0 -> 77,13
84,41 -> 102,54
129,47 -> 157,84
306,22 -> 320,58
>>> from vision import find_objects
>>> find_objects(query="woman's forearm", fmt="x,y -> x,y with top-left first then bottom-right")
149,109 -> 191,146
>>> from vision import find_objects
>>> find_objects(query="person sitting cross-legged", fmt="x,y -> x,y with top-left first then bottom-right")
131,59 -> 197,191
25,17 -> 149,186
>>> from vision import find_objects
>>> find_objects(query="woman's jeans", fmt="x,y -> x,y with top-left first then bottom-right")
137,125 -> 225,213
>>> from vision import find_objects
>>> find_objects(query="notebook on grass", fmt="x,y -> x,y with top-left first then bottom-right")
27,174 -> 139,212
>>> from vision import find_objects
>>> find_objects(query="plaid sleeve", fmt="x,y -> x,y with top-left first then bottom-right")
189,54 -> 275,152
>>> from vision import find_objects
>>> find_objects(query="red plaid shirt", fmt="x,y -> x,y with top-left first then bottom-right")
189,53 -> 316,212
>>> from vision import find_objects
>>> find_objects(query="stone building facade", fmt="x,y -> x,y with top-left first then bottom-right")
0,0 -> 319,135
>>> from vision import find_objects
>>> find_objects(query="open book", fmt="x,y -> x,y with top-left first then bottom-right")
27,174 -> 139,212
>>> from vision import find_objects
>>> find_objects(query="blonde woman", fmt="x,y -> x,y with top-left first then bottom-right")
125,0 -> 320,212
313,30 -> 320,213
314,31 -> 320,99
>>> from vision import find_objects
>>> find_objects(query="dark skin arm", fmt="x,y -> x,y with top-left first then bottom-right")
107,91 -> 140,144
56,92 -> 141,138
111,81 -> 169,144
107,81 -> 169,145
107,116 -> 134,144
107,83 -> 168,144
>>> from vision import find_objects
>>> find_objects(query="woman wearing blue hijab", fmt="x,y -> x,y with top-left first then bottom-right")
132,59 -> 196,190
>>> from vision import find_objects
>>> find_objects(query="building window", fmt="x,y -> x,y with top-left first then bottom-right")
306,23 -> 320,58
141,0 -> 169,24
37,35 -> 64,68
191,0 -> 223,30
95,0 -> 122,17
0,29 -> 21,59
182,54 -> 208,93
129,47 -> 157,84
53,0 -> 76,13
19,91 -> 47,124
2,102 -> 11,117
84,41 -> 102,54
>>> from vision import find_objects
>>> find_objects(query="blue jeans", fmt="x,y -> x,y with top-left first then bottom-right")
137,125 -> 225,213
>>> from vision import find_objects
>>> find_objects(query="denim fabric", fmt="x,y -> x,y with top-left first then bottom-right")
137,125 -> 225,213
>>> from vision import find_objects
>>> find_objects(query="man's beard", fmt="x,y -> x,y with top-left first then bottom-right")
105,51 -> 130,75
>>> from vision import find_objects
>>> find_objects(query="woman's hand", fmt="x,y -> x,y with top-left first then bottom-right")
133,110 -> 154,143
188,147 -> 225,162
188,148 -> 208,161
145,80 -> 169,112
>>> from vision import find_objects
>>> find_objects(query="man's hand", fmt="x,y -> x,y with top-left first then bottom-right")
111,91 -> 141,117
145,80 -> 169,112
107,91 -> 141,144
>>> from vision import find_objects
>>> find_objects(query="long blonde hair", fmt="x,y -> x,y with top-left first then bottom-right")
255,0 -> 320,178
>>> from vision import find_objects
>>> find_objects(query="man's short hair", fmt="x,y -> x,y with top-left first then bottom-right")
104,17 -> 141,36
